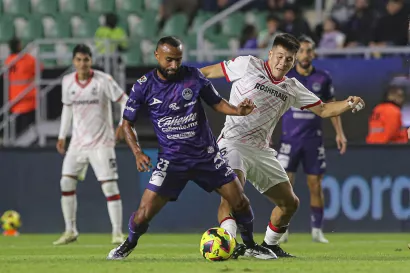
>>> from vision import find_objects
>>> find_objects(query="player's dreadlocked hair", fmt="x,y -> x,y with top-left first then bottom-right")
298,35 -> 316,48
272,33 -> 300,53
72,44 -> 92,58
156,36 -> 182,50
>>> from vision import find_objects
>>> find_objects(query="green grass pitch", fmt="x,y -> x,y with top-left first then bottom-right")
0,233 -> 409,273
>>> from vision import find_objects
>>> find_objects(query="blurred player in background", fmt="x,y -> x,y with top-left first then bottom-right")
54,44 -> 128,245
200,33 -> 364,257
277,36 -> 347,244
107,36 -> 277,260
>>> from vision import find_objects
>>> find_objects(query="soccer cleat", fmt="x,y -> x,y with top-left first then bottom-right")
261,241 -> 295,257
278,230 -> 289,244
244,243 -> 277,260
107,239 -> 137,260
231,243 -> 247,259
112,233 -> 125,245
53,231 -> 79,245
312,228 -> 329,243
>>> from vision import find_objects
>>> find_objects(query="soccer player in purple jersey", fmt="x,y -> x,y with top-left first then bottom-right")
107,36 -> 277,260
278,36 -> 347,244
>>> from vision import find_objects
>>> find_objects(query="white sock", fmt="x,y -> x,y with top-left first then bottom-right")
220,217 -> 237,238
102,182 -> 123,235
264,222 -> 288,245
60,176 -> 78,234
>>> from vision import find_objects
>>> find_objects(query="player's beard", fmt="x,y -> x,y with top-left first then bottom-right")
298,59 -> 312,70
157,66 -> 180,81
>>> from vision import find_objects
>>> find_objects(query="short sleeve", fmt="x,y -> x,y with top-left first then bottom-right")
61,76 -> 71,105
290,78 -> 322,110
199,81 -> 222,106
220,55 -> 251,82
123,84 -> 144,122
321,73 -> 335,102
103,74 -> 124,102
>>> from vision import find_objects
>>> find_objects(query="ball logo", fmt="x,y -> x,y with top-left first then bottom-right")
182,88 -> 193,100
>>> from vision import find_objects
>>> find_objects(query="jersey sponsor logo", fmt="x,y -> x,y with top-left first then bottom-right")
312,82 -> 321,92
182,88 -> 193,100
254,83 -> 288,102
184,100 -> 197,107
125,106 -> 135,112
73,99 -> 99,105
157,113 -> 197,128
166,131 -> 196,139
137,75 -> 147,85
149,98 -> 162,105
169,103 -> 180,111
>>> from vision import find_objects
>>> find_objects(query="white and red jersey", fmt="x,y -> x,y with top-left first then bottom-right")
62,69 -> 125,150
218,55 -> 322,149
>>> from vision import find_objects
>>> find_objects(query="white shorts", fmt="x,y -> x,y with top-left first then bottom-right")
218,139 -> 288,193
62,147 -> 118,181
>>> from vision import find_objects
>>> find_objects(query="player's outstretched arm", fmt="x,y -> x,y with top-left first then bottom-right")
123,120 -> 152,172
200,64 -> 225,79
213,98 -> 256,116
309,96 -> 365,118
56,104 -> 73,155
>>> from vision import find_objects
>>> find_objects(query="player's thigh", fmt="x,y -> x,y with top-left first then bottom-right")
146,158 -> 190,202
263,180 -> 298,209
246,150 -> 289,194
302,138 -> 326,175
218,140 -> 248,183
88,148 -> 119,181
62,150 -> 89,178
277,140 -> 301,173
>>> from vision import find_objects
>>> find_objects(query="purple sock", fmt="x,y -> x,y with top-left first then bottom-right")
311,206 -> 324,229
232,208 -> 255,247
128,212 -> 149,245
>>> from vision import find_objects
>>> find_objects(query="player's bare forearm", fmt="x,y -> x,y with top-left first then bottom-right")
123,120 -> 143,156
330,115 -> 345,136
311,100 -> 350,118
213,99 -> 241,115
200,64 -> 225,79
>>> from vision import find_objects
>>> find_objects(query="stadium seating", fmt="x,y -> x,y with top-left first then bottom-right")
0,0 -> 271,65
31,0 -> 58,15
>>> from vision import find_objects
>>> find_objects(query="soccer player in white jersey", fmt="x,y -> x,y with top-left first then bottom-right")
53,44 -> 129,245
200,33 -> 365,257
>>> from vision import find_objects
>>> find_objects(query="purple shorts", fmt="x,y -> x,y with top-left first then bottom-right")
277,138 -> 326,175
146,155 -> 237,201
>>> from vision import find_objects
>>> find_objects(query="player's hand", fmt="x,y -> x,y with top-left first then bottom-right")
336,134 -> 347,155
56,139 -> 66,155
135,151 -> 153,172
237,98 -> 256,116
347,96 -> 365,113
115,125 -> 125,143
407,128 -> 410,139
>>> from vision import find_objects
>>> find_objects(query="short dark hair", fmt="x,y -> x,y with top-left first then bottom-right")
266,14 -> 280,23
272,33 -> 300,53
8,37 -> 21,54
298,35 -> 316,48
384,85 -> 404,100
156,36 -> 182,51
72,44 -> 92,58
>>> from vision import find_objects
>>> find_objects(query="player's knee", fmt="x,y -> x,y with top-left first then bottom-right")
60,176 -> 77,195
307,177 -> 323,194
231,194 -> 250,212
101,181 -> 121,201
286,195 -> 300,215
135,203 -> 154,224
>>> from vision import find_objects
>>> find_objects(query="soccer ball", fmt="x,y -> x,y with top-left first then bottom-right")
1,210 -> 21,232
200,227 -> 236,261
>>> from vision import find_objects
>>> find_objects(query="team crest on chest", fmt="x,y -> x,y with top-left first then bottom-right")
312,82 -> 321,92
91,87 -> 97,95
182,88 -> 193,100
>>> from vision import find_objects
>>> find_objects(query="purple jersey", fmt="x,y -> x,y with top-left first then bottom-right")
281,67 -> 334,140
123,66 -> 222,165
